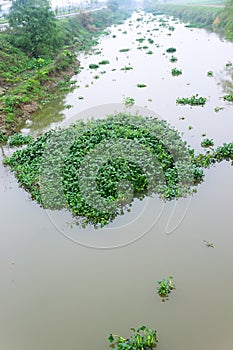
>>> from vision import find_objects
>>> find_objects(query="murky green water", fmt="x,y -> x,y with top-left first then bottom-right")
0,11 -> 233,350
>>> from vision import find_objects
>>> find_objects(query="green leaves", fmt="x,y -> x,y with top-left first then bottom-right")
108,326 -> 158,349
5,113 -> 205,227
201,138 -> 214,148
176,94 -> 207,106
157,276 -> 176,301
9,133 -> 33,147
166,47 -> 176,53
8,0 -> 61,57
222,94 -> 233,102
171,68 -> 182,76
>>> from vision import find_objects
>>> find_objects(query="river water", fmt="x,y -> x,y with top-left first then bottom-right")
0,11 -> 233,350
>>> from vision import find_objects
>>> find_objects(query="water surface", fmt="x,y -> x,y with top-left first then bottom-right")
0,11 -> 233,350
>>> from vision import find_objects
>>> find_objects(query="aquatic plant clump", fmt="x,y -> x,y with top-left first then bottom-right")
171,68 -> 182,76
5,113 -> 204,227
98,60 -> 110,65
137,83 -> 147,88
201,138 -> 214,148
108,326 -> 158,350
176,94 -> 207,106
222,94 -> 233,102
89,63 -> 99,69
157,276 -> 175,301
170,55 -> 178,63
123,97 -> 135,106
166,47 -> 176,53
119,48 -> 130,52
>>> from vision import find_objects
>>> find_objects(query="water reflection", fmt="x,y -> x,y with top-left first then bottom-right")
21,92 -> 67,136
219,63 -> 233,94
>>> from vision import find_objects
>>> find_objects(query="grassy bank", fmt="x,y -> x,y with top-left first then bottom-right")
0,8 -> 129,138
145,3 -> 221,30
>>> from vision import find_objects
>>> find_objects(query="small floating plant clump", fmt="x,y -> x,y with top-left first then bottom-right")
222,94 -> 233,102
137,83 -> 147,88
171,68 -> 182,76
214,106 -> 224,112
166,47 -> 176,53
121,66 -> 133,71
157,276 -> 176,301
193,142 -> 233,168
123,97 -> 135,106
8,133 -> 33,146
98,60 -> 110,65
89,63 -> 99,69
201,138 -> 214,148
176,94 -> 207,106
108,326 -> 158,350
119,48 -> 130,52
170,55 -> 178,63
207,70 -> 214,77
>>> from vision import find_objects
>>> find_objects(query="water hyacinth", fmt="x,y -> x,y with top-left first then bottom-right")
5,113 -> 205,227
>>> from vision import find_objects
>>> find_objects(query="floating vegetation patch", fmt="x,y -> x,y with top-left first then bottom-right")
203,240 -> 214,248
93,75 -> 100,79
120,66 -> 133,71
147,51 -> 153,55
136,38 -> 145,43
148,38 -> 154,44
65,104 -> 73,109
207,71 -> 213,77
4,113 -> 205,227
89,63 -> 99,69
123,97 -> 135,106
170,55 -> 178,63
157,276 -> 175,302
166,47 -> 176,53
176,94 -> 207,106
137,83 -> 147,88
222,94 -> 233,102
98,60 -> 110,65
108,326 -> 158,350
171,68 -> 182,76
168,26 -> 175,31
119,48 -> 130,52
142,46 -> 149,50
201,138 -> 214,148
192,142 -> 233,168
214,106 -> 224,112
8,133 -> 33,147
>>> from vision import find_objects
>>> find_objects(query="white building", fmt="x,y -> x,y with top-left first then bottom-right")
50,0 -> 89,9
0,0 -> 12,17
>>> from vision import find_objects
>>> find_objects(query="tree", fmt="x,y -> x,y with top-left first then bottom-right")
221,0 -> 233,41
8,0 -> 61,57
107,0 -> 119,12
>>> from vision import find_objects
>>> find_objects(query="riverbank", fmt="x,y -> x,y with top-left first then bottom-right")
0,8 -> 129,139
144,2 -> 229,35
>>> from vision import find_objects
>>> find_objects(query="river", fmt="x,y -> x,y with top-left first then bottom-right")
0,11 -> 233,350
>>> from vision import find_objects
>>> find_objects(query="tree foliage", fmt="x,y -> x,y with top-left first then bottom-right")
221,0 -> 233,41
107,0 -> 119,12
8,0 -> 62,57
